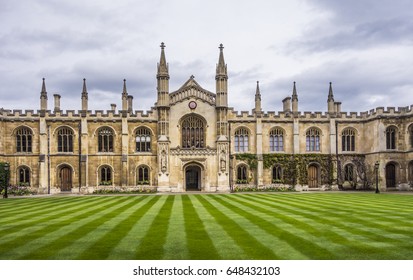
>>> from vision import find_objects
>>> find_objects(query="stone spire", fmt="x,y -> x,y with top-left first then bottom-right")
122,79 -> 128,112
81,78 -> 88,110
327,82 -> 335,114
40,78 -> 48,111
216,43 -> 227,76
255,81 -> 262,113
327,82 -> 334,102
157,42 -> 169,77
291,82 -> 298,113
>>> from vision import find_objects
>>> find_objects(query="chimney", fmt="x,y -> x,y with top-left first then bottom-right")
335,102 -> 342,114
128,95 -> 133,113
282,97 -> 291,112
53,94 -> 61,112
110,104 -> 117,112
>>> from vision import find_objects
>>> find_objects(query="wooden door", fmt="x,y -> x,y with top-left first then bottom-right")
386,164 -> 396,188
308,165 -> 318,188
60,167 -> 72,191
185,167 -> 200,190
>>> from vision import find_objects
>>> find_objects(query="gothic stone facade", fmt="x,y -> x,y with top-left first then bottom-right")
1,43 -> 413,194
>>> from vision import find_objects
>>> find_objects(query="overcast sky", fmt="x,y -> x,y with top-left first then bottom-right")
1,0 -> 413,113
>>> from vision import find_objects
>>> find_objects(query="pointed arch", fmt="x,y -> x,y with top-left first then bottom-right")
98,165 -> 113,186
57,126 -> 74,153
272,164 -> 283,183
135,126 -> 152,152
137,165 -> 150,185
17,165 -> 31,186
236,164 -> 249,184
97,126 -> 115,152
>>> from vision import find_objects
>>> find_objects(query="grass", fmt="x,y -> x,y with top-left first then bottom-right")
0,192 -> 412,260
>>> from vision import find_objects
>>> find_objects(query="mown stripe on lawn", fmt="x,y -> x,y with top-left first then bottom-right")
230,194 -> 402,259
17,196 -> 136,259
0,197 -> 77,216
0,196 -> 113,246
195,195 -> 281,259
0,196 -> 100,227
0,196 -> 130,259
181,195 -> 220,259
106,195 -> 165,260
208,194 -> 338,260
55,195 -> 155,259
188,195 -> 248,260
134,195 -> 175,259
240,196 -> 410,259
162,195 -> 189,260
261,193 -> 413,239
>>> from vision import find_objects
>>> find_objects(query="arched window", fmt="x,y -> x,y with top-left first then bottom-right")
99,165 -> 112,185
137,166 -> 150,185
306,128 -> 320,152
135,127 -> 151,152
18,166 -> 30,186
344,164 -> 355,183
408,124 -> 413,149
386,126 -> 397,150
270,128 -> 284,152
16,127 -> 32,153
181,115 -> 205,148
342,128 -> 356,152
98,127 -> 114,152
272,165 -> 283,183
57,127 -> 74,152
236,165 -> 248,184
235,128 -> 249,152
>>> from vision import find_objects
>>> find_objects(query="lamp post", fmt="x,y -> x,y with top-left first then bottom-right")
374,161 -> 380,194
3,163 -> 10,198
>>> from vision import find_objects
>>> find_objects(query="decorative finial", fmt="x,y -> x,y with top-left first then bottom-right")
190,75 -> 195,79
123,79 -> 128,95
160,42 -> 165,50
219,43 -> 224,51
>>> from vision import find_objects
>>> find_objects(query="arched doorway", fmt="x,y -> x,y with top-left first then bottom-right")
386,163 -> 396,188
185,165 -> 201,191
308,164 -> 319,188
60,166 -> 72,191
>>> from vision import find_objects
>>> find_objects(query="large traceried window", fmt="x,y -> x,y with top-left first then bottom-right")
16,127 -> 32,153
137,165 -> 150,185
386,126 -> 397,150
306,128 -> 320,152
18,166 -> 30,186
135,127 -> 151,152
181,115 -> 205,148
408,124 -> 413,149
57,127 -> 74,152
342,128 -> 356,152
235,128 -> 249,152
237,165 -> 248,184
98,127 -> 114,152
269,128 -> 284,152
99,165 -> 112,185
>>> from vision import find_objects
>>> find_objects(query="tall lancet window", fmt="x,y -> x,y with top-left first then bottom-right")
306,128 -> 321,152
181,115 -> 205,148
234,128 -> 249,152
98,127 -> 114,152
386,126 -> 397,150
57,127 -> 74,152
16,127 -> 33,153
269,128 -> 284,152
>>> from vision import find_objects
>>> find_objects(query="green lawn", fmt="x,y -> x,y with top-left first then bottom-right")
0,193 -> 412,260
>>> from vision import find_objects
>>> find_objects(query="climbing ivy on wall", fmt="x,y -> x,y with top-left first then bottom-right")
236,153 -> 334,186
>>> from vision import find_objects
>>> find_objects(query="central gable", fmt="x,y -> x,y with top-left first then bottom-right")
169,76 -> 216,106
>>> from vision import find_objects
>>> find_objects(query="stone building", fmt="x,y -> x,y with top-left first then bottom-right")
1,43 -> 412,193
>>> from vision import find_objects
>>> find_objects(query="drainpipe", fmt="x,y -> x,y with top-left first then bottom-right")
336,120 -> 341,189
